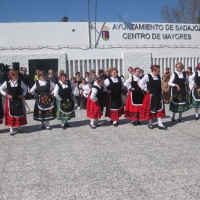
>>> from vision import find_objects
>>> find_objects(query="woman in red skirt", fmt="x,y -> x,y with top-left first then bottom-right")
138,65 -> 166,129
104,68 -> 124,127
87,77 -> 105,129
0,93 -> 3,124
0,70 -> 27,135
124,68 -> 144,126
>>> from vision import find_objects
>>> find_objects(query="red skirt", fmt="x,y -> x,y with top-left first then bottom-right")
87,94 -> 102,119
105,94 -> 124,121
4,98 -> 27,127
124,92 -> 142,120
140,94 -> 165,120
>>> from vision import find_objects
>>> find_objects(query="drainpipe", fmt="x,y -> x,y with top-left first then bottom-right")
87,0 -> 91,48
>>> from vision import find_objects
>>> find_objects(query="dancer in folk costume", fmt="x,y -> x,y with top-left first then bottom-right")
124,68 -> 144,126
0,94 -> 3,124
138,65 -> 166,129
0,70 -> 27,135
189,63 -> 200,120
30,70 -> 56,130
104,68 -> 124,127
168,63 -> 191,122
87,77 -> 105,129
53,73 -> 76,129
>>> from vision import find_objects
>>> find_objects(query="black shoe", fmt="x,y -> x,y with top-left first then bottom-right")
178,119 -> 185,123
148,125 -> 154,129
94,123 -> 99,127
137,121 -> 141,125
132,121 -> 137,126
65,123 -> 71,128
10,131 -> 15,136
171,118 -> 175,122
158,125 -> 167,130
39,125 -> 46,129
89,124 -> 97,129
61,125 -> 67,130
113,122 -> 119,127
195,117 -> 199,121
46,127 -> 52,130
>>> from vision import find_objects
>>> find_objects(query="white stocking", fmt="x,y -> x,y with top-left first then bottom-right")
195,108 -> 199,117
157,118 -> 163,127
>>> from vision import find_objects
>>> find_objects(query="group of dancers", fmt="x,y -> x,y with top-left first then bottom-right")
0,62 -> 200,135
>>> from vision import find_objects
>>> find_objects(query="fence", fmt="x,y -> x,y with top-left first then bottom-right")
66,56 -> 200,78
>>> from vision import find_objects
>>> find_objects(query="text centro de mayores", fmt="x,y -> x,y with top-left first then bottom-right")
123,33 -> 192,40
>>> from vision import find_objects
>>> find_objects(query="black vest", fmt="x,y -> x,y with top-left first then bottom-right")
147,74 -> 161,94
36,80 -> 50,94
194,72 -> 200,88
173,72 -> 186,88
131,75 -> 141,90
57,81 -> 72,99
106,76 -> 122,93
92,85 -> 104,110
7,80 -> 22,99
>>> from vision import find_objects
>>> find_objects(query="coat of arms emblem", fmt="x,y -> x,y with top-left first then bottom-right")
102,26 -> 109,41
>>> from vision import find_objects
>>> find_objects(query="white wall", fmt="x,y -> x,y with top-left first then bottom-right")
0,22 -> 200,77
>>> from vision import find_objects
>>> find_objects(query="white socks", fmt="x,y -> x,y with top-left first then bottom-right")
157,118 -> 163,127
45,121 -> 50,128
10,127 -> 13,132
90,119 -> 95,125
195,108 -> 199,117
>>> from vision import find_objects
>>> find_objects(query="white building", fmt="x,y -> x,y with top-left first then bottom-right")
0,22 -> 200,81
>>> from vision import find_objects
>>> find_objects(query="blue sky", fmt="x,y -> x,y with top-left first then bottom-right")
0,0 -> 175,23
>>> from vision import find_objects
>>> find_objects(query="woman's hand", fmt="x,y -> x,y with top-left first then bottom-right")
145,90 -> 150,94
175,84 -> 180,92
34,94 -> 38,98
6,94 -> 12,99
131,88 -> 135,91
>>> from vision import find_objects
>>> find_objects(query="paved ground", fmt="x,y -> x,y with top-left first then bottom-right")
0,100 -> 200,200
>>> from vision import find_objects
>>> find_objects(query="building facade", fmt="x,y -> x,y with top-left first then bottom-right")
0,22 -> 200,80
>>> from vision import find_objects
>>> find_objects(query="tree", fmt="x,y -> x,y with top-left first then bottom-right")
60,15 -> 68,22
198,12 -> 200,23
160,0 -> 200,24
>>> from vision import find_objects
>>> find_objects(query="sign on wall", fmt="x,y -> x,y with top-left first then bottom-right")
96,22 -> 200,47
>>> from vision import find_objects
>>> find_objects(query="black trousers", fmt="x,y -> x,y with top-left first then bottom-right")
82,96 -> 87,109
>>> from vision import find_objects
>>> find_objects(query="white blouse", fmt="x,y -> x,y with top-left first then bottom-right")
79,83 -> 90,97
30,80 -> 55,95
0,80 -> 27,96
53,80 -> 76,101
189,71 -> 200,85
90,81 -> 104,102
124,75 -> 141,89
104,76 -> 123,89
168,71 -> 189,87
138,73 -> 159,91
